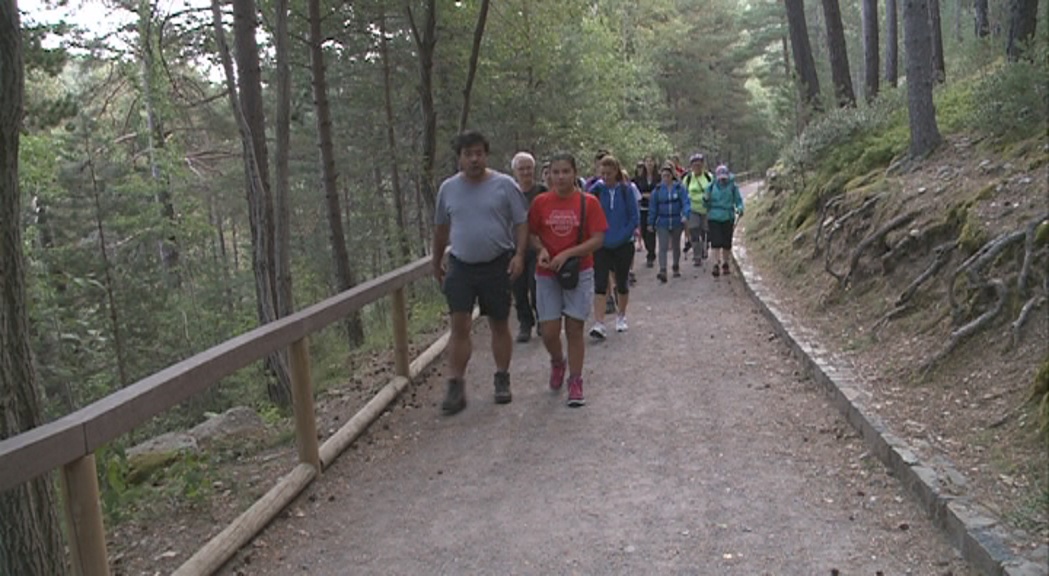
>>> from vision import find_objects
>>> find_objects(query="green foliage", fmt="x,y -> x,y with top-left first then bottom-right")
96,444 -> 213,524
965,56 -> 1049,144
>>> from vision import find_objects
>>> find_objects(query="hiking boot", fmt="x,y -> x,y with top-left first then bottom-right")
646,259 -> 655,269
493,371 -> 512,404
550,359 -> 567,391
589,322 -> 607,340
615,315 -> 629,333
683,241 -> 692,253
441,378 -> 466,415
712,265 -> 721,278
721,262 -> 730,275
516,324 -> 532,343
567,376 -> 585,407
672,269 -> 681,278
657,271 -> 668,283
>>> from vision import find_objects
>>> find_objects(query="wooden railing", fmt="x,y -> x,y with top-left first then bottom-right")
0,256 -> 443,576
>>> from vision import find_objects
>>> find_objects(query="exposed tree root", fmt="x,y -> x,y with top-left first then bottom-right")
824,196 -> 882,281
1017,218 -> 1047,296
948,228 -> 1027,321
812,195 -> 844,257
924,279 -> 1008,375
829,210 -> 916,286
896,241 -> 958,306
1011,295 -> 1046,346
872,303 -> 913,338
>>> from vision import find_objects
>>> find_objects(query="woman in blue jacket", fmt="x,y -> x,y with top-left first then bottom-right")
704,165 -> 744,277
648,164 -> 691,283
588,155 -> 640,338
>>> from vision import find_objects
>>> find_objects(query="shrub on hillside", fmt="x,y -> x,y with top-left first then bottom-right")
966,54 -> 1049,143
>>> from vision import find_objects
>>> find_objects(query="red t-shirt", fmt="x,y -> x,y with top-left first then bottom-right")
528,190 -> 608,277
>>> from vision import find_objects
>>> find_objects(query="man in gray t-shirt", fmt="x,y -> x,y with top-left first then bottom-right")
432,130 -> 529,415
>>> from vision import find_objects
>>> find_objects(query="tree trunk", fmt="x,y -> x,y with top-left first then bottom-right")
138,0 -> 180,284
407,0 -> 438,217
378,5 -> 411,265
308,0 -> 364,346
85,138 -> 129,388
1006,0 -> 1039,60
822,0 -> 857,106
273,0 -> 293,318
862,0 -> 880,101
458,0 -> 490,132
928,0 -> 946,82
903,0 -> 943,157
974,0 -> 990,37
886,0 -> 899,86
783,0 -> 823,124
213,0 -> 291,406
0,2 -> 69,572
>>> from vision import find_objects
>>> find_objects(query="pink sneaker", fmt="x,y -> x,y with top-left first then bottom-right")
549,359 -> 566,391
567,376 -> 585,407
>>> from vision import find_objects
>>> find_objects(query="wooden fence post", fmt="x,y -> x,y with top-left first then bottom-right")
60,454 -> 110,576
391,287 -> 410,379
289,338 -> 321,472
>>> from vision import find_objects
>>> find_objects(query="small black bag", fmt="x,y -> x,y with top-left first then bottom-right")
557,192 -> 586,290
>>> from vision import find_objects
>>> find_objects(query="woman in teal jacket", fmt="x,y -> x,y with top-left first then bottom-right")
704,165 -> 744,277
648,164 -> 691,283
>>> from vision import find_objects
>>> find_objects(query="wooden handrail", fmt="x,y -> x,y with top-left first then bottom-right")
0,257 -> 431,493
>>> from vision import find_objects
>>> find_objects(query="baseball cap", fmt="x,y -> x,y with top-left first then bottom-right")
689,153 -> 705,164
715,165 -> 730,179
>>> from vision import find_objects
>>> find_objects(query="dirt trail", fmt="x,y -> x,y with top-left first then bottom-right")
222,191 -> 972,575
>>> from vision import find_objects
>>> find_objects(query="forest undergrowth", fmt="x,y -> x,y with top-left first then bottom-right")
746,51 -> 1049,553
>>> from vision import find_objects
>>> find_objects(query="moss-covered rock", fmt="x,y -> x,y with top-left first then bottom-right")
127,450 -> 181,485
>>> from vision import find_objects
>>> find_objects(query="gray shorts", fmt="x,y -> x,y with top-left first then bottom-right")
535,268 -> 594,323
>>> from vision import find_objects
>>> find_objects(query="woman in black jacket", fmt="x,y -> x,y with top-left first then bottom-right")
632,156 -> 659,267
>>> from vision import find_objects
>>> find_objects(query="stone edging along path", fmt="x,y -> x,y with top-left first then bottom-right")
732,238 -> 1047,576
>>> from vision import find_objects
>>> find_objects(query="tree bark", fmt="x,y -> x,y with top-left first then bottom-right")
1006,0 -> 1039,60
458,0 -> 490,132
783,0 -> 823,124
273,0 -> 293,318
308,0 -> 364,346
84,136 -> 129,388
406,0 -> 438,217
928,0 -> 946,82
138,0 -> 180,284
903,0 -> 943,157
974,0 -> 990,37
213,0 -> 292,406
862,0 -> 880,101
886,0 -> 899,86
0,1 -> 69,572
822,0 -> 857,107
378,5 -> 411,265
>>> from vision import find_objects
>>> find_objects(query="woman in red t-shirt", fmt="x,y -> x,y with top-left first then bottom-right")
528,152 -> 607,407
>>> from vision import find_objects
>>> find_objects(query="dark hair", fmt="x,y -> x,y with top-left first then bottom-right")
452,130 -> 490,155
549,152 -> 578,173
594,149 -> 610,162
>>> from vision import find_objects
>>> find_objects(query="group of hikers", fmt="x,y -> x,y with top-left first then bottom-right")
432,130 -> 744,415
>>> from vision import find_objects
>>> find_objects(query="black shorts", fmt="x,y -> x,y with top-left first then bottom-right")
708,219 -> 735,249
594,242 -> 634,295
443,253 -> 512,320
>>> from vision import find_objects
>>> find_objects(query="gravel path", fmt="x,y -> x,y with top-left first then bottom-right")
224,193 -> 973,575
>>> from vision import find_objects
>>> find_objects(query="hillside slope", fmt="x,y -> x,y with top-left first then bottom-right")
744,86 -> 1048,556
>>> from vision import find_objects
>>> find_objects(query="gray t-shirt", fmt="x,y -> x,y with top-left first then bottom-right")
435,171 -> 528,264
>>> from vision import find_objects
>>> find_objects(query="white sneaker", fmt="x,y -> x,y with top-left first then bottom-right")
615,316 -> 628,333
589,322 -> 607,340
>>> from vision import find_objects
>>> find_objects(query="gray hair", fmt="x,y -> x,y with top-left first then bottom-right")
511,151 -> 536,171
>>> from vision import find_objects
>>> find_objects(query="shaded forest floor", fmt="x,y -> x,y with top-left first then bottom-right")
744,134 -> 1049,561
104,315 -> 450,576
